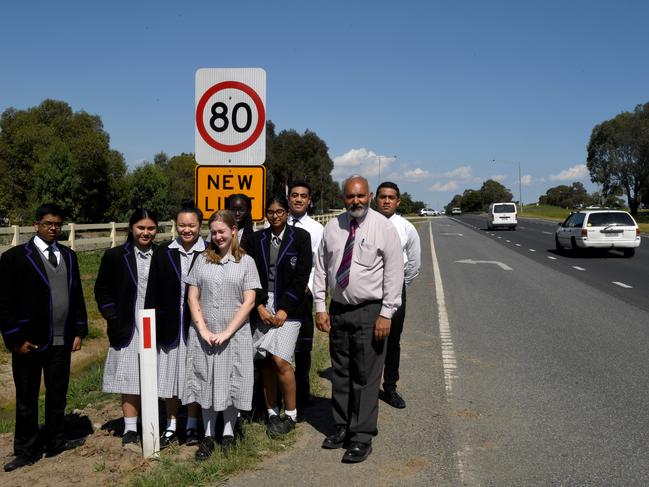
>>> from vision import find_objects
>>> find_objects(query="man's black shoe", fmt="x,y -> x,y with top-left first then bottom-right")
185,428 -> 200,446
195,437 -> 215,461
234,416 -> 245,441
159,430 -> 178,450
322,427 -> 348,449
379,389 -> 406,409
122,430 -> 139,445
45,438 -> 86,457
4,455 -> 36,472
341,441 -> 372,463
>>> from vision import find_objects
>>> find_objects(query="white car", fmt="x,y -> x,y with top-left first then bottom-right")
555,209 -> 641,257
419,208 -> 436,216
487,202 -> 517,230
451,207 -> 462,215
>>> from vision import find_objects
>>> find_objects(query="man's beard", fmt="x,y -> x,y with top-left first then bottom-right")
347,203 -> 368,219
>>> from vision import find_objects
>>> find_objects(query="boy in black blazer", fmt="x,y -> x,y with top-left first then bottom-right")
0,203 -> 88,472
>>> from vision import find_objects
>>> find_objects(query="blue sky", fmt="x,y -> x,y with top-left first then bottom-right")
2,0 -> 648,210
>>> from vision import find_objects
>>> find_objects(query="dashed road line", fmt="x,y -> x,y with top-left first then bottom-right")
612,281 -> 633,289
542,231 -> 553,235
515,243 -> 521,247
572,266 -> 586,271
529,249 -> 536,252
547,256 -> 557,260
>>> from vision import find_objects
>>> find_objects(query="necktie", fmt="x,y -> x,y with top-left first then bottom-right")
335,218 -> 358,289
47,245 -> 58,267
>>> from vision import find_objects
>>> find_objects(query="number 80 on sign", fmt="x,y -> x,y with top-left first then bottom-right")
195,68 -> 266,165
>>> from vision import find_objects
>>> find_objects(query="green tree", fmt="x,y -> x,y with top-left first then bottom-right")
462,189 -> 483,212
445,194 -> 463,214
480,179 -> 513,207
587,102 -> 649,216
0,99 -> 127,222
126,163 -> 170,219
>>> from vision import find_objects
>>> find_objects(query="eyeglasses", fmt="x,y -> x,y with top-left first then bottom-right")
39,221 -> 63,229
265,209 -> 287,218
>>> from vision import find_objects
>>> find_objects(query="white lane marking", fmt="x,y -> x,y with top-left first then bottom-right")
497,236 -> 503,239
612,281 -> 633,289
572,266 -> 586,271
455,259 -> 513,271
505,239 -> 511,243
429,223 -> 466,484
542,231 -> 553,235
529,249 -> 536,252
547,256 -> 557,260
441,233 -> 464,237
515,243 -> 521,247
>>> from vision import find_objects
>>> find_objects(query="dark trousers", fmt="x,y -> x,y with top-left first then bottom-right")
329,300 -> 386,444
12,345 -> 71,458
383,285 -> 406,392
295,293 -> 314,405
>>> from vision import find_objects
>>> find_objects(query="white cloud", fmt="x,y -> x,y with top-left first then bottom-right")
490,174 -> 507,183
332,148 -> 396,179
549,164 -> 589,182
442,165 -> 473,179
402,168 -> 430,181
521,174 -> 533,186
430,181 -> 459,192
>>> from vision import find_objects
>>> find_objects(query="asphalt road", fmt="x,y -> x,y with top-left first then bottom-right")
430,215 -> 649,485
454,213 -> 649,313
227,215 -> 649,486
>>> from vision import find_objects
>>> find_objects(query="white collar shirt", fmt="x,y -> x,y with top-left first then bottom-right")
388,213 -> 421,287
34,235 -> 60,265
288,213 -> 324,294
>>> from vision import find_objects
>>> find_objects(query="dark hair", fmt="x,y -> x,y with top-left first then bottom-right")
225,193 -> 253,233
288,180 -> 312,196
376,181 -> 400,198
177,200 -> 203,225
35,203 -> 64,222
266,193 -> 289,212
127,208 -> 158,242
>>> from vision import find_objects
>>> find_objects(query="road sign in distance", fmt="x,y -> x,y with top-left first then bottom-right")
195,68 -> 266,165
195,165 -> 267,221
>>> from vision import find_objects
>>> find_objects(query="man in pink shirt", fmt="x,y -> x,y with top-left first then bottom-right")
314,175 -> 404,463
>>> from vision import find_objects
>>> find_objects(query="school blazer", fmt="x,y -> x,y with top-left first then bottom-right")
0,238 -> 88,350
94,241 -> 156,348
247,225 -> 312,321
144,240 -> 203,348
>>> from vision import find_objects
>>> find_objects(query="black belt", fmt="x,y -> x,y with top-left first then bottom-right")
330,299 -> 382,312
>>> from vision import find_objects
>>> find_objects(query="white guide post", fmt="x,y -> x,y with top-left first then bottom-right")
137,309 -> 160,459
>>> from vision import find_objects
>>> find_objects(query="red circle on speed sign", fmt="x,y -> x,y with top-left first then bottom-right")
195,81 -> 265,153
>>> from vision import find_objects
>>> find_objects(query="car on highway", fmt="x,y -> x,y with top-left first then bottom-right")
419,208 -> 438,216
554,209 -> 641,257
451,207 -> 462,215
487,202 -> 517,230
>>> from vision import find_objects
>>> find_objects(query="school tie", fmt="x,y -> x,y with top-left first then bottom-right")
47,245 -> 58,267
335,218 -> 358,289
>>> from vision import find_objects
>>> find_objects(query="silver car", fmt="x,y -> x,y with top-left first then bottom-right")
555,210 -> 641,257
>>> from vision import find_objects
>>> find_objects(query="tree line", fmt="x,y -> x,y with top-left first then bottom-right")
445,101 -> 649,215
0,100 -> 350,224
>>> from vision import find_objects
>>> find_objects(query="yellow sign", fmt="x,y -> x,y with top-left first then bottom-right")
195,165 -> 266,221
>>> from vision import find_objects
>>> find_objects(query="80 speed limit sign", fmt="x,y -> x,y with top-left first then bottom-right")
195,68 -> 266,165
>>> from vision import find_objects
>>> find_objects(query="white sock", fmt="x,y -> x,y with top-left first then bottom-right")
186,416 -> 199,432
165,418 -> 177,433
267,407 -> 279,418
124,416 -> 138,434
202,408 -> 217,437
222,406 -> 238,437
285,409 -> 297,421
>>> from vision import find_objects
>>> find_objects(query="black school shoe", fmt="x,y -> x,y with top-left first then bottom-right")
379,388 -> 407,409
185,428 -> 200,446
341,442 -> 372,463
122,430 -> 140,445
195,437 -> 216,461
45,438 -> 86,457
322,426 -> 348,449
159,430 -> 178,449
266,415 -> 296,438
4,455 -> 37,472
